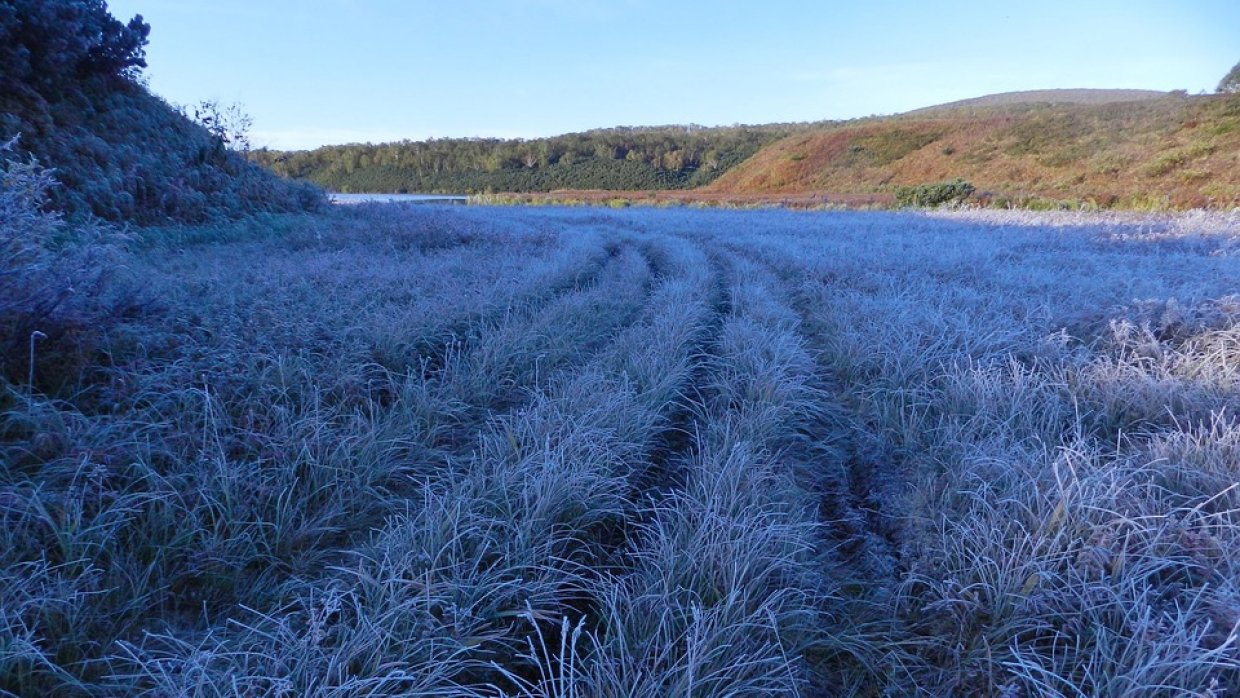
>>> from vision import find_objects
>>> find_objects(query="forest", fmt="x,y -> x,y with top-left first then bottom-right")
251,124 -> 820,193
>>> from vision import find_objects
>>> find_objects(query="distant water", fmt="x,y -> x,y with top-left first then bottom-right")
330,193 -> 468,204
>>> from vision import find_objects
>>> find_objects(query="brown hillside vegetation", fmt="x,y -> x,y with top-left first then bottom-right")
708,93 -> 1240,208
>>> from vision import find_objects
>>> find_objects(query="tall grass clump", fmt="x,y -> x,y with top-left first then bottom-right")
0,137 -> 130,393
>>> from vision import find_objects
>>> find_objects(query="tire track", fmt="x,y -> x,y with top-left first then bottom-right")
718,238 -> 910,693
568,239 -> 833,694
724,239 -> 908,579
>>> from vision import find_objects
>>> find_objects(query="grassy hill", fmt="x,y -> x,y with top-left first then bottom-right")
907,88 -> 1171,114
707,92 -> 1240,208
255,89 -> 1240,210
0,2 -> 322,223
1,82 -> 324,223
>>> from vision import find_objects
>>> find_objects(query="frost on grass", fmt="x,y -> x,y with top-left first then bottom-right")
2,203 -> 1240,696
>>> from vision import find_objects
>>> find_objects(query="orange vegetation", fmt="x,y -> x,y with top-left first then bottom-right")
704,94 -> 1240,208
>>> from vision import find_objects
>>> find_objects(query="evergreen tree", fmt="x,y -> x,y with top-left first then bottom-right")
0,1 -> 149,85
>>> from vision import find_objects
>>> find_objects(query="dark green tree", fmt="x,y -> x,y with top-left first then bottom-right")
0,1 -> 149,85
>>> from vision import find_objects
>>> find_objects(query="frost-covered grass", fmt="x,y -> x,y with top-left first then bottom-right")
3,199 -> 1240,696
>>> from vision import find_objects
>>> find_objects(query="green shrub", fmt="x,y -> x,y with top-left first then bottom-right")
844,128 -> 942,167
894,178 -> 976,207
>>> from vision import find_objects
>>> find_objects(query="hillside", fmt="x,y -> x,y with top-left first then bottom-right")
707,93 -> 1240,208
254,89 -> 1240,209
907,88 -> 1171,114
0,1 -> 322,223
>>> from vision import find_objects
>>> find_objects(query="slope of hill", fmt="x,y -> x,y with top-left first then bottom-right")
0,1 -> 322,223
908,88 -> 1172,114
707,93 -> 1240,208
254,89 -> 1239,209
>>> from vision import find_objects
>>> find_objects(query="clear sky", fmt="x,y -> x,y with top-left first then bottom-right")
107,0 -> 1239,151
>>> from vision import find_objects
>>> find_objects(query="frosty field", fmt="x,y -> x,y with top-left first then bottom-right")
6,204 -> 1240,696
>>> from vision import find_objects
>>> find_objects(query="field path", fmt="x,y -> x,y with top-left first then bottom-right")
16,206 -> 1240,696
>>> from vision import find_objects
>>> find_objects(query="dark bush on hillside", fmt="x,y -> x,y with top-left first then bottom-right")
0,0 -> 150,84
895,178 -> 976,207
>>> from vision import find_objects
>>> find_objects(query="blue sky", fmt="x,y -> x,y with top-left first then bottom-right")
108,0 -> 1239,150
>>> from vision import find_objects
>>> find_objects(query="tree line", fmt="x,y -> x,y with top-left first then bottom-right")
252,124 -> 827,194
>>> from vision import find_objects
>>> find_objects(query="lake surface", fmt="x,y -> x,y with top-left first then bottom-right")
330,193 -> 469,204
